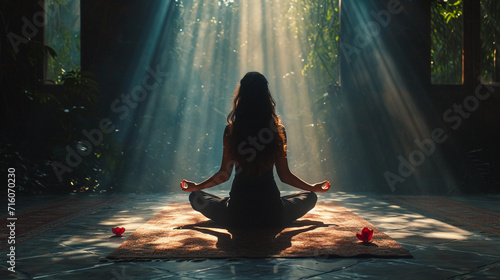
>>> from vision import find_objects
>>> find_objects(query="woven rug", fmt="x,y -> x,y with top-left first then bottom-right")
0,196 -> 125,250
386,196 -> 500,237
107,201 -> 411,260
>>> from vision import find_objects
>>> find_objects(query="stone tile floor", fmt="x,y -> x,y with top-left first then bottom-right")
1,191 -> 500,279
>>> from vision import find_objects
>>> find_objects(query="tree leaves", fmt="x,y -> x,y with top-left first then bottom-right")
430,0 -> 463,84
285,0 -> 340,89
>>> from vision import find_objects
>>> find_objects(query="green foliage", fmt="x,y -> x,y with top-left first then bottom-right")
26,67 -> 98,107
50,132 -> 123,193
61,68 -> 99,103
431,0 -> 463,84
45,0 -> 81,84
285,0 -> 340,89
4,22 -> 120,194
480,0 -> 500,82
431,0 -> 500,84
22,41 -> 58,67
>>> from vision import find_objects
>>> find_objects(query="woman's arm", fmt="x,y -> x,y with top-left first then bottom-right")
181,127 -> 234,192
275,127 -> 329,193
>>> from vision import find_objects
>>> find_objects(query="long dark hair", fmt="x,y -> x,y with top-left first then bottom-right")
226,72 -> 286,176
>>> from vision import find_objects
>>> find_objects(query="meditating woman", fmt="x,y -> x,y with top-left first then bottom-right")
181,72 -> 330,228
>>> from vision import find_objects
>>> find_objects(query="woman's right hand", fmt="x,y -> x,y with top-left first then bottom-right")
310,181 -> 330,193
180,180 -> 199,192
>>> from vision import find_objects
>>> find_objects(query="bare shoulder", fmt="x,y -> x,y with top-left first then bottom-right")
278,124 -> 287,140
279,124 -> 286,132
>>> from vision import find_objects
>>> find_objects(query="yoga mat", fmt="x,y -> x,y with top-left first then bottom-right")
107,201 -> 411,260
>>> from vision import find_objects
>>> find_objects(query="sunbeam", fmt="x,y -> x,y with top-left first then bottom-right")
104,0 -> 470,195
339,0 -> 459,193
112,0 -> 332,193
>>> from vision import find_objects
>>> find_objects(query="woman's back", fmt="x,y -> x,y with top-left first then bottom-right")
228,168 -> 283,227
230,168 -> 280,201
182,72 -> 329,229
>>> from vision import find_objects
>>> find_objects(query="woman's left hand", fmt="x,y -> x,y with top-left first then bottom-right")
311,181 -> 330,193
180,180 -> 199,192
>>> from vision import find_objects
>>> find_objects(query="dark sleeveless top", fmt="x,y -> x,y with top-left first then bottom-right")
227,168 -> 284,227
224,124 -> 286,227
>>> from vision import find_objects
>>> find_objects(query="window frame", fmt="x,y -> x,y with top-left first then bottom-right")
431,0 -> 500,93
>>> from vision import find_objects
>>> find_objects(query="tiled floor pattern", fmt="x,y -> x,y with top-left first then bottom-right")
1,191 -> 500,279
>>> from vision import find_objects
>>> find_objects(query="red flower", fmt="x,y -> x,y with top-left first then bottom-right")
356,227 -> 373,243
112,227 -> 125,237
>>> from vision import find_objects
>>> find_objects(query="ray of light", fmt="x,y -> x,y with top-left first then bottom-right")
339,1 -> 457,193
112,0 -> 332,192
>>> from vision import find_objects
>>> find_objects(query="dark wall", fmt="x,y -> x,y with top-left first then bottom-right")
81,0 -> 158,116
1,0 -> 48,153
339,0 -> 500,194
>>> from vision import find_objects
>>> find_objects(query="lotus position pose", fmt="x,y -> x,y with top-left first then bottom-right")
181,72 -> 329,228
